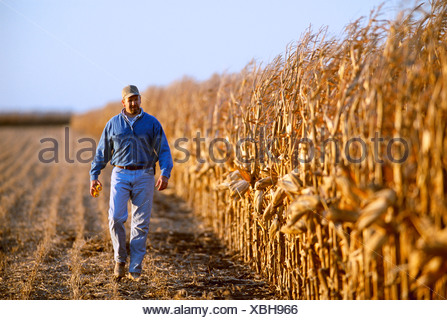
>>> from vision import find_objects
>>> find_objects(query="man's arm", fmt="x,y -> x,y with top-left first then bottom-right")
155,124 -> 173,191
90,122 -> 112,196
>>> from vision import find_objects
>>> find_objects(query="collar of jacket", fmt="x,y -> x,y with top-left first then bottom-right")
120,108 -> 144,126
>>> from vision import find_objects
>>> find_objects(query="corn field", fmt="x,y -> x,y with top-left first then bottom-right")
72,0 -> 447,299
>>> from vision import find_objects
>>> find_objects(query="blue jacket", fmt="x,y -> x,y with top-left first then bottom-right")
90,110 -> 173,181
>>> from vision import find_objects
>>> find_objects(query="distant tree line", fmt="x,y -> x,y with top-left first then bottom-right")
0,112 -> 71,126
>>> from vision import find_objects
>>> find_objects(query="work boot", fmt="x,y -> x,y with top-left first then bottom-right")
114,262 -> 126,278
128,272 -> 141,281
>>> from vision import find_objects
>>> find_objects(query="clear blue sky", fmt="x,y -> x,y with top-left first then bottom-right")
0,0 -> 411,114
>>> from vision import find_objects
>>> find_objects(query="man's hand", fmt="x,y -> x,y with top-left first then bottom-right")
155,175 -> 169,191
90,180 -> 102,197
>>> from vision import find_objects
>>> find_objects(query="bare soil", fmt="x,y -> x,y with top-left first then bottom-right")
0,126 -> 279,300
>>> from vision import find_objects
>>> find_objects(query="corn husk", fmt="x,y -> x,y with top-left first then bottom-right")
335,176 -> 363,207
269,218 -> 280,239
364,228 -> 388,258
285,195 -> 321,227
254,177 -> 275,190
263,203 -> 274,221
272,188 -> 286,206
281,220 -> 308,235
278,169 -> 303,195
254,190 -> 264,214
226,170 -> 243,181
356,189 -> 397,231
324,206 -> 359,223
214,181 -> 230,191
229,180 -> 250,198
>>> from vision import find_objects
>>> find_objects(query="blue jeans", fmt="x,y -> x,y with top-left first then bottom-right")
109,166 -> 155,273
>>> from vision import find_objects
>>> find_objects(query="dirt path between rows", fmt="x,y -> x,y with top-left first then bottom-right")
123,188 -> 279,299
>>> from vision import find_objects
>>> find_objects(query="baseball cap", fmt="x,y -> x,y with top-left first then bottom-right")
122,85 -> 140,100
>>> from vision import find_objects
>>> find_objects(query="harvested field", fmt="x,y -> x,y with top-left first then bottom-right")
0,126 -> 278,300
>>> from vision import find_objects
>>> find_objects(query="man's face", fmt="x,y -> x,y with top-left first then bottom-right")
123,95 -> 141,115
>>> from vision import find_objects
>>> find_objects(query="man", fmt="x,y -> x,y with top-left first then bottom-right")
90,85 -> 173,281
